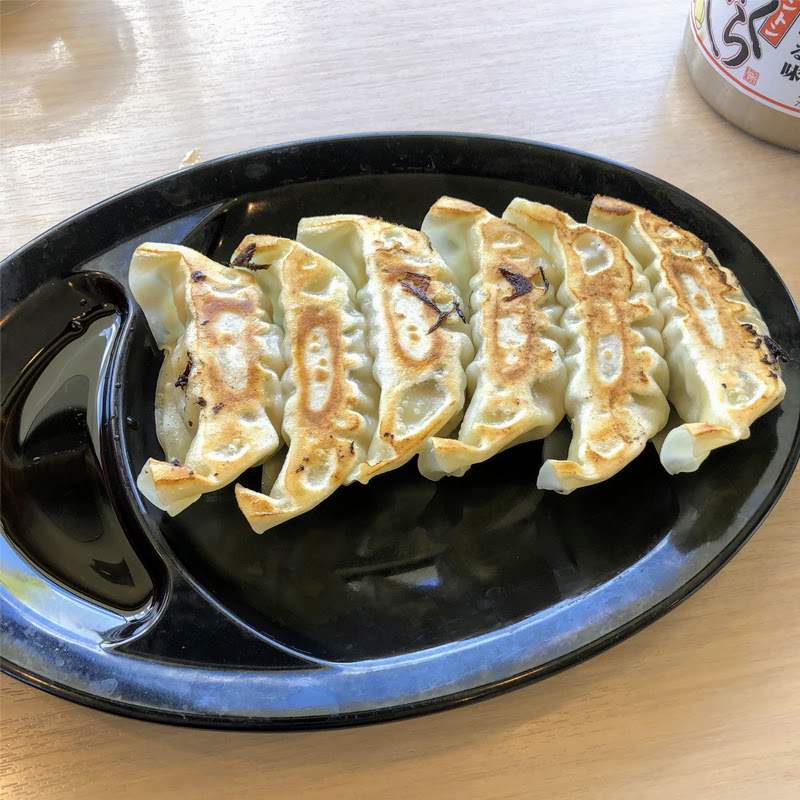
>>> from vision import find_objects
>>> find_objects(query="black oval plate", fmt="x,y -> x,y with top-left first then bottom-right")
2,133 -> 799,729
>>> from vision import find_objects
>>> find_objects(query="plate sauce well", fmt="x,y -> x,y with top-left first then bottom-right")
0,274 -> 154,612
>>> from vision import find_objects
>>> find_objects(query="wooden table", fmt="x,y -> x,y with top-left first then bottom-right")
2,1 -> 798,797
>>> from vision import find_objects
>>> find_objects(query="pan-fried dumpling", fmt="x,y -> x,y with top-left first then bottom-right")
414,197 -> 567,479
297,214 -> 474,483
587,196 -> 788,474
128,243 -> 285,515
229,236 -> 379,533
503,199 -> 670,493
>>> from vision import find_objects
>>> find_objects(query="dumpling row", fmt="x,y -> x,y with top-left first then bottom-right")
587,196 -> 786,474
128,195 -> 787,532
129,216 -> 475,532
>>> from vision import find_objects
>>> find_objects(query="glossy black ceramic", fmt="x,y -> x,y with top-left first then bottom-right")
2,134 -> 799,729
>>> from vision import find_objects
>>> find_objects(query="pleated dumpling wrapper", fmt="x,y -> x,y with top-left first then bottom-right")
297,215 -> 474,483
587,196 -> 787,474
128,243 -> 285,515
503,199 -> 671,493
415,196 -> 567,479
229,236 -> 379,533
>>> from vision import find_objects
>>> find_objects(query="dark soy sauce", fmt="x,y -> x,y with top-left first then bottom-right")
0,275 -> 154,612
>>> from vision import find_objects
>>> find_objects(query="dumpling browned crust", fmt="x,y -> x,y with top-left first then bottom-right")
297,215 -> 474,484
416,197 -> 567,479
228,236 -> 379,533
588,196 -> 787,474
128,243 -> 285,515
504,199 -> 670,493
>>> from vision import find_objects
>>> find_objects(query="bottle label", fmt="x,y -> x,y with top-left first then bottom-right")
690,0 -> 800,116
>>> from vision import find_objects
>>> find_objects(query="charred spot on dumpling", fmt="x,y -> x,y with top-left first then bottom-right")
403,271 -> 432,291
169,458 -> 180,467
231,242 -> 256,267
400,277 -> 437,307
400,272 -> 465,333
701,241 -> 709,255
401,276 -> 444,321
539,266 -> 550,293
741,322 -> 759,338
498,267 -> 533,301
763,335 -> 791,364
197,396 -> 207,407
427,309 -> 452,333
705,257 -> 732,286
190,270 -> 206,282
174,353 -> 193,388
212,402 -> 224,413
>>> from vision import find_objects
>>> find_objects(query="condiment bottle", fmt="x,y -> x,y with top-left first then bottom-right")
684,0 -> 800,150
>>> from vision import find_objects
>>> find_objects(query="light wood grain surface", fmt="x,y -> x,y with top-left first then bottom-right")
1,1 -> 799,798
